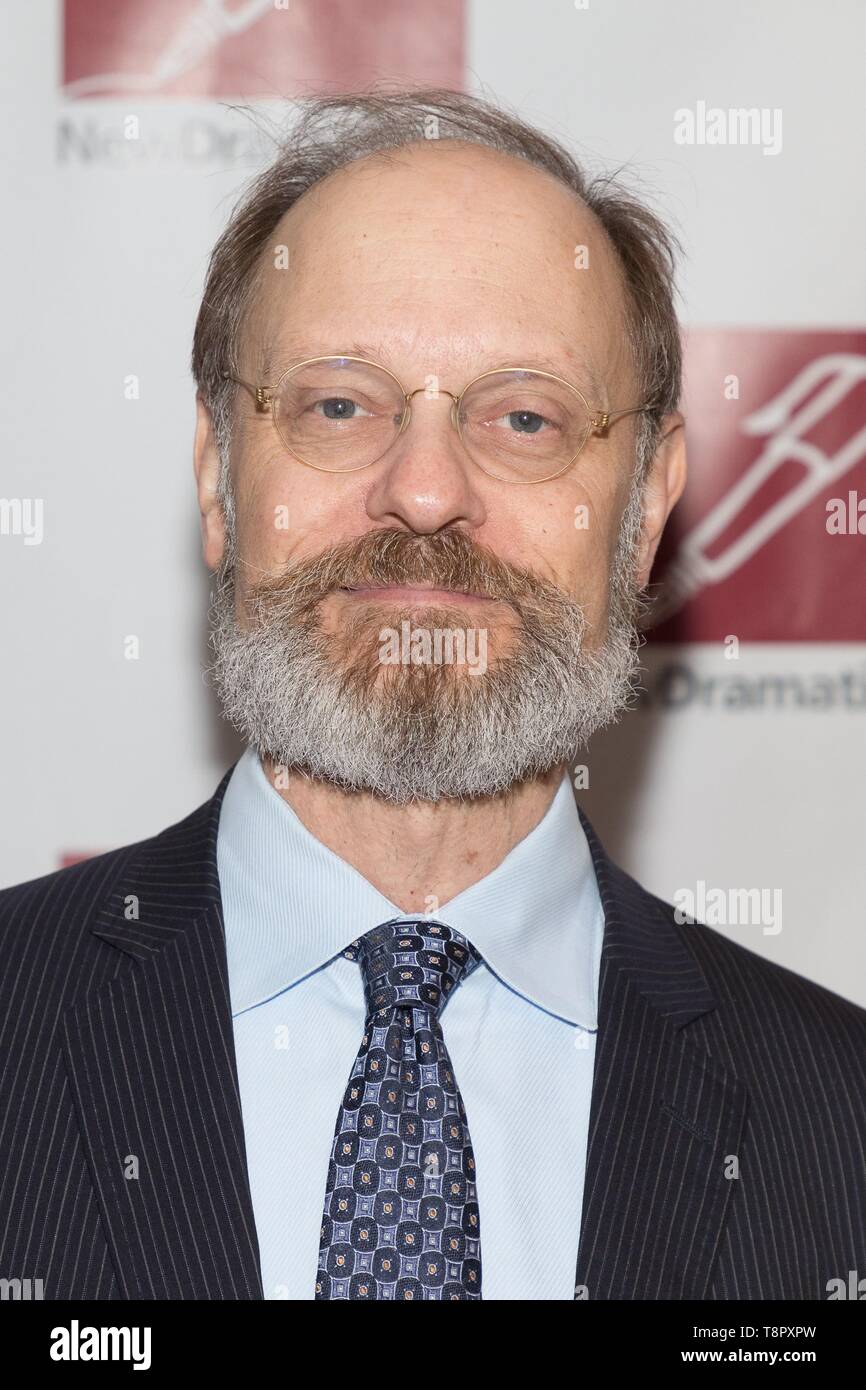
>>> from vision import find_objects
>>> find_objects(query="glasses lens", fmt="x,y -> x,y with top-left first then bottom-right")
458,370 -> 591,481
274,358 -> 404,472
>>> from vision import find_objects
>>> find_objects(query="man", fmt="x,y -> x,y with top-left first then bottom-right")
0,89 -> 863,1302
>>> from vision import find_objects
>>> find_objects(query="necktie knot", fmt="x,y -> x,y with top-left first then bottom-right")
343,918 -> 481,1021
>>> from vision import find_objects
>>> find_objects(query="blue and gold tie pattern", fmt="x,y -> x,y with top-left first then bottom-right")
315,918 -> 483,1300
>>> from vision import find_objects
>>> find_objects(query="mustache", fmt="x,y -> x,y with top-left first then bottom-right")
241,527 -> 572,623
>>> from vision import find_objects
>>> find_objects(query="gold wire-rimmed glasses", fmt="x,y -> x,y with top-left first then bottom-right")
223,354 -> 651,485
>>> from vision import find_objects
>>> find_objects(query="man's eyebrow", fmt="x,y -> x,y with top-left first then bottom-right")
260,339 -> 390,380
259,338 -> 605,399
512,353 -> 605,399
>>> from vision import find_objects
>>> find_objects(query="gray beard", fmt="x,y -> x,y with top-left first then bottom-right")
208,482 -> 648,804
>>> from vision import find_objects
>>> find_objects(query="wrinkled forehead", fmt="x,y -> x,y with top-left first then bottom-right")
241,141 -> 634,400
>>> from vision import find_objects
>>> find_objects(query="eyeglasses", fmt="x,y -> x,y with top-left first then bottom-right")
224,355 -> 651,485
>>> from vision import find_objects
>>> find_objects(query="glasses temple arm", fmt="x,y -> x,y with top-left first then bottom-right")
221,372 -> 273,412
590,404 -> 653,436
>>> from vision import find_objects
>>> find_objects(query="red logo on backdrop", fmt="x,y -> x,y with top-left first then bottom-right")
651,330 -> 866,642
62,0 -> 465,99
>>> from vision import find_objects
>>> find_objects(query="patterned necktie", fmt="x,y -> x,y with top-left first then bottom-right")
315,917 -> 484,1300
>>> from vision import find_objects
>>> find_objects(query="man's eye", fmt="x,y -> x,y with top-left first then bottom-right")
312,397 -> 370,420
492,409 -> 557,435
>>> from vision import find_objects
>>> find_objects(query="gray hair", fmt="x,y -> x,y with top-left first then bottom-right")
191,86 -> 683,503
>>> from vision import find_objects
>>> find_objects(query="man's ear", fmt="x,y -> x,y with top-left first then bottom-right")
193,394 -> 227,571
633,412 -> 687,590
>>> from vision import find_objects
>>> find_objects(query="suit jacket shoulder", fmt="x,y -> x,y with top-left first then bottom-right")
644,876 -> 866,1037
0,793 -> 217,1002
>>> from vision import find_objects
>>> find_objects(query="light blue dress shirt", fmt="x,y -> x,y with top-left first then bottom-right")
217,746 -> 603,1300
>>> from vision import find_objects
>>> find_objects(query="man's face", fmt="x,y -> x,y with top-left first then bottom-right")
231,141 -> 638,635
196,141 -> 685,801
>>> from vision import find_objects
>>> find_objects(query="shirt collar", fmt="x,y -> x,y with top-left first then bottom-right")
217,747 -> 601,1030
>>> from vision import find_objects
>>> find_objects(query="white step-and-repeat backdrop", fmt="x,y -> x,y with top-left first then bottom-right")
1,0 -> 864,1004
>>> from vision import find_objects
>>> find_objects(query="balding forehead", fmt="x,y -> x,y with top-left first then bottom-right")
255,332 -> 608,403
243,142 -> 628,404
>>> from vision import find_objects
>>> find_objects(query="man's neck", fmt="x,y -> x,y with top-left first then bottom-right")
262,755 -> 567,913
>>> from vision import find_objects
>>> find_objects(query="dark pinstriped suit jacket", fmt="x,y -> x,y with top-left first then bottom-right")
1,765 -> 864,1300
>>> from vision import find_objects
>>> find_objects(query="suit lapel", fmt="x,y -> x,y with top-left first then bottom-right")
574,811 -> 749,1300
62,767 -> 264,1300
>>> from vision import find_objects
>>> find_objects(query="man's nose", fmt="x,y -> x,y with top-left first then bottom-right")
363,393 -> 488,535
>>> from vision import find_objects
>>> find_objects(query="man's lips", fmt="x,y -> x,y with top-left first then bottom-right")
338,584 -> 500,606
